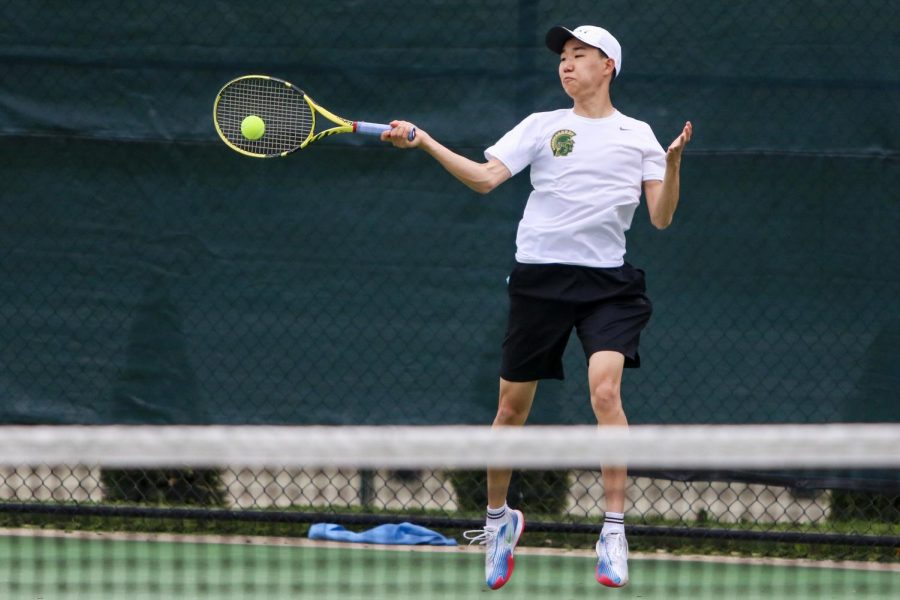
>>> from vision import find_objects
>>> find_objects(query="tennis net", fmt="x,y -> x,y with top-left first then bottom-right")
0,424 -> 897,599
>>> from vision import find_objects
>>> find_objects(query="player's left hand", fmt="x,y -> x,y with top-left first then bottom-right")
666,121 -> 692,163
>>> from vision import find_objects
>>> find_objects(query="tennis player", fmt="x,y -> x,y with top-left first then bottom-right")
382,24 -> 692,589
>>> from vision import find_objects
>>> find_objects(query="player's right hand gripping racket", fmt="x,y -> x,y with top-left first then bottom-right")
213,74 -> 415,158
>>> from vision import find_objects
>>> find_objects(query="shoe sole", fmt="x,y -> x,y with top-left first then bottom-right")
597,574 -> 628,588
488,510 -> 526,590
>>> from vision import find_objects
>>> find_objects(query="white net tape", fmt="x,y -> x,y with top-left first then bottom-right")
1,424 -> 896,469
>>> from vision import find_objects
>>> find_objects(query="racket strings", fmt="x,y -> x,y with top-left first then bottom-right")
215,77 -> 313,156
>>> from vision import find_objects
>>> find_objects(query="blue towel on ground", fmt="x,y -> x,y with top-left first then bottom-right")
308,522 -> 457,546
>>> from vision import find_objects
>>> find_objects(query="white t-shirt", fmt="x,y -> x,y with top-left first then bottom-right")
485,109 -> 666,268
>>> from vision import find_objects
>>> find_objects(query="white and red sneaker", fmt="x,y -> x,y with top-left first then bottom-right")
596,531 -> 629,587
464,509 -> 525,590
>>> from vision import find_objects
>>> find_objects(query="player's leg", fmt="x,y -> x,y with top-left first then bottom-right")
588,351 -> 628,512
465,263 -> 572,589
465,378 -> 533,590
488,378 -> 537,507
588,350 -> 630,587
574,264 -> 652,588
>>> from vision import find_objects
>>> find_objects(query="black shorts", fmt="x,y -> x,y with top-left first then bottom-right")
500,261 -> 653,381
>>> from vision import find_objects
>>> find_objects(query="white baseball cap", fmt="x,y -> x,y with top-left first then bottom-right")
545,25 -> 622,77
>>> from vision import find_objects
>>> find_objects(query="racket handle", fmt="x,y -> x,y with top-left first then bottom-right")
355,121 -> 416,141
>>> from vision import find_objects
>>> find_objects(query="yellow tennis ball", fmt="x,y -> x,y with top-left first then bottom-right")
241,115 -> 265,140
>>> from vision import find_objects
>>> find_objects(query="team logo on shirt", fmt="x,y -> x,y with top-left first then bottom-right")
550,129 -> 576,157
550,129 -> 575,156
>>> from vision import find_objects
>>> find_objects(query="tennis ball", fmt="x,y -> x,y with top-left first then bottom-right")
241,115 -> 265,141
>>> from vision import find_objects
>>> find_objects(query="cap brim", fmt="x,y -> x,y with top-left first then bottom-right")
545,26 -> 575,54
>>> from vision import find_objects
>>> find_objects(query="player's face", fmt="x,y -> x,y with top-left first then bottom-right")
558,38 -> 613,97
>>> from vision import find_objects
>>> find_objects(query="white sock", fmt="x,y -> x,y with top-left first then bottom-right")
486,503 -> 509,528
602,511 -> 625,535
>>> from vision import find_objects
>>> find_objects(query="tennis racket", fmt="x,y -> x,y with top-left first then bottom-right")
213,74 -> 414,158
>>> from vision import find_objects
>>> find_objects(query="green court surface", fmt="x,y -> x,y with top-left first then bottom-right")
0,534 -> 896,599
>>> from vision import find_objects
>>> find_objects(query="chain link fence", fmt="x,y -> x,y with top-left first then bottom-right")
1,1 -> 897,550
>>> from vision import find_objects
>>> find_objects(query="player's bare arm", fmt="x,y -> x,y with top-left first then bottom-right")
644,121 -> 693,229
381,120 -> 511,194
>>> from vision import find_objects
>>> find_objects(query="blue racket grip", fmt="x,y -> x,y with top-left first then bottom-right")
356,121 -> 416,141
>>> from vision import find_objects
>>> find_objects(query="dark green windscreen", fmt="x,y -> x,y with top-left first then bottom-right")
0,1 -> 897,425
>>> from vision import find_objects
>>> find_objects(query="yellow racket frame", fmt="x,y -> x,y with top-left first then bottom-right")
213,75 -> 362,158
